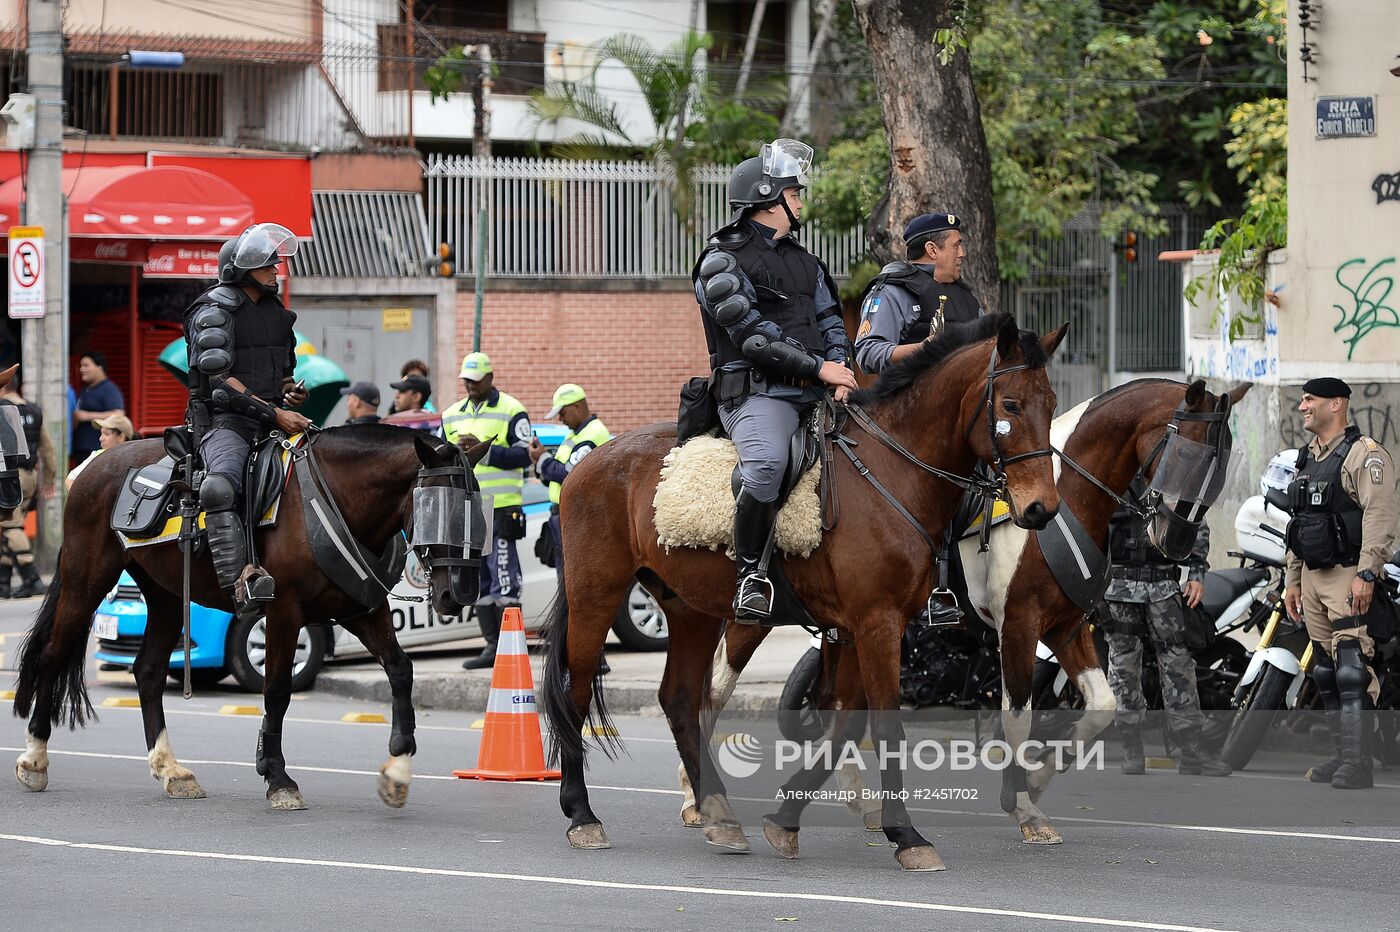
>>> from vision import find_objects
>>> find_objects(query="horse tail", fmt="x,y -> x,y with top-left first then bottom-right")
12,551 -> 92,729
540,594 -> 623,766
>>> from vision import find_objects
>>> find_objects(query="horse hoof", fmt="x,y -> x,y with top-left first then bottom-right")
703,820 -> 750,852
567,822 -> 611,849
16,762 -> 48,792
164,775 -> 206,799
680,805 -> 704,827
761,817 -> 798,859
268,788 -> 308,811
377,772 -> 410,809
896,845 -> 947,872
862,809 -> 883,832
1019,819 -> 1063,845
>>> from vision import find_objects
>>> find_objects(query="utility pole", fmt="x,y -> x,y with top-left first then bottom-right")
470,45 -> 491,352
734,0 -> 769,99
23,0 -> 67,568
781,0 -> 838,135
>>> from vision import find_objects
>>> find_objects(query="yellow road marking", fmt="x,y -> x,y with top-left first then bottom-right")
100,697 -> 142,708
340,712 -> 387,724
469,718 -> 485,730
582,725 -> 618,737
0,689 -> 14,701
218,704 -> 261,716
1146,756 -> 1176,770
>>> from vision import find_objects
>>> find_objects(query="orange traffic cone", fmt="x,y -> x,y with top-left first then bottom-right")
453,606 -> 562,781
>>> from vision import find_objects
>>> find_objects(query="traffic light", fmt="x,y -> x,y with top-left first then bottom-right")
435,242 -> 455,277
1121,230 -> 1138,263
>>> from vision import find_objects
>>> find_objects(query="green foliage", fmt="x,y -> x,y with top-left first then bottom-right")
1185,96 -> 1287,337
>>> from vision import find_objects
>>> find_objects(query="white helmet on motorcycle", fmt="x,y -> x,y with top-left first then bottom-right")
1259,448 -> 1299,498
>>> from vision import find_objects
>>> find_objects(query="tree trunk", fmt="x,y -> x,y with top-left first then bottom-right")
850,0 -> 999,313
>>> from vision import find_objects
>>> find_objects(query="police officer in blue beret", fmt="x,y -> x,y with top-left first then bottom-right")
692,139 -> 858,622
853,212 -> 985,374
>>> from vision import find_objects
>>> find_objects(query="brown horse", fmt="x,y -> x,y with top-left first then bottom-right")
13,425 -> 487,810
540,313 -> 1069,871
680,377 -> 1252,845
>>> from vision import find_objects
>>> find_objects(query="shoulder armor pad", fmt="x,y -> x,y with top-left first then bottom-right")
709,221 -> 751,249
201,284 -> 245,311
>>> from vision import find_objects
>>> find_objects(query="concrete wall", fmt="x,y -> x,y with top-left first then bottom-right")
453,281 -> 708,431
65,0 -> 315,43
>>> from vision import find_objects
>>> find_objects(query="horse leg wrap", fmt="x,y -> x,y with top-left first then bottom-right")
388,733 -> 416,758
1000,762 -> 1028,813
256,725 -> 283,778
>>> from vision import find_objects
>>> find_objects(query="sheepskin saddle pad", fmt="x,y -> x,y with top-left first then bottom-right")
652,435 -> 823,559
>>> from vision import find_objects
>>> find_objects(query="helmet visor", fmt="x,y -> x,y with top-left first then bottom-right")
761,138 -> 813,188
232,223 -> 299,271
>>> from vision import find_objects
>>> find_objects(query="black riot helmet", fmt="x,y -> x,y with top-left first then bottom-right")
726,138 -> 814,225
216,222 -> 299,293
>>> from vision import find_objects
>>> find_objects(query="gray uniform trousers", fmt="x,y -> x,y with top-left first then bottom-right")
718,393 -> 811,504
200,414 -> 261,496
1105,593 -> 1205,737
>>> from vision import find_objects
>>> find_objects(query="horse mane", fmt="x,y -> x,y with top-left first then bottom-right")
852,312 -> 1046,405
314,422 -> 439,458
1083,377 -> 1180,414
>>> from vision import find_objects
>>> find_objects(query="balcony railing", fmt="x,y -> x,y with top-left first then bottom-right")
377,24 -> 545,97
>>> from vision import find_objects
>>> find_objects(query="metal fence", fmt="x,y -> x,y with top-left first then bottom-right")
426,155 -> 867,279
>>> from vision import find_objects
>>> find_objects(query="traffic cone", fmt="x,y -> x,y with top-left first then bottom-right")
453,606 -> 562,781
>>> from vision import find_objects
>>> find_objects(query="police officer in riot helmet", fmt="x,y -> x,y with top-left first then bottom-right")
184,223 -> 311,621
1283,377 -> 1399,790
853,212 -> 985,375
693,139 -> 858,622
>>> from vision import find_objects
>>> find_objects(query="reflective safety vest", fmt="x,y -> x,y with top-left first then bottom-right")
548,417 -> 612,505
440,390 -> 529,509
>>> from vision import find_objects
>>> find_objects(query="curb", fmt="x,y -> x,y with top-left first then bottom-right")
315,669 -> 788,717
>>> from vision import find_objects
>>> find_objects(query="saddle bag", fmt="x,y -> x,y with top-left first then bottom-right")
111,460 -> 178,538
534,520 -> 558,569
677,375 -> 720,444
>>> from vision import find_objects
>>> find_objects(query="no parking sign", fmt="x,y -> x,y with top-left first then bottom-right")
8,226 -> 45,319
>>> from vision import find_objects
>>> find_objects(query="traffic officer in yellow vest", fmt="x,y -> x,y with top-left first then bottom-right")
529,383 -> 611,583
440,352 -> 532,670
1283,377 -> 1399,790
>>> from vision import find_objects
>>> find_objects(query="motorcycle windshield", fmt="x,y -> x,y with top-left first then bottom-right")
1151,434 -> 1240,508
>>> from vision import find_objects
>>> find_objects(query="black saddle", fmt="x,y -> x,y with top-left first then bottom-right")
1200,567 -> 1270,622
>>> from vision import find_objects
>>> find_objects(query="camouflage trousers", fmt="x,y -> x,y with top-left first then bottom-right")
1105,596 -> 1205,737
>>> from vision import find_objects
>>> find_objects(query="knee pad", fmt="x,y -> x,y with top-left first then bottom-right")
1334,639 -> 1370,699
1310,643 -> 1337,692
199,473 -> 238,512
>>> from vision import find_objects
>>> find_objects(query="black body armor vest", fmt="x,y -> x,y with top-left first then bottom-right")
699,222 -> 828,370
1286,426 -> 1364,570
861,263 -> 982,343
186,286 -> 296,403
1108,485 -> 1175,566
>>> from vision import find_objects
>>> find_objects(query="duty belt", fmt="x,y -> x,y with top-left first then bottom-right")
771,372 -> 816,389
1111,565 -> 1180,582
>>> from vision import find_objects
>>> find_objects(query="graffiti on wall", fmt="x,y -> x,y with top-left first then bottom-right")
1192,302 -> 1280,382
1373,171 -> 1400,204
1280,381 -> 1399,449
1333,257 -> 1398,359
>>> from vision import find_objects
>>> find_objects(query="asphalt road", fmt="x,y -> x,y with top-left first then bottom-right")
5,657 -> 1400,932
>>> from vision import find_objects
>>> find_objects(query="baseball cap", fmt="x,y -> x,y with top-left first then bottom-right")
459,352 -> 493,381
389,374 -> 432,402
546,383 -> 587,419
95,414 -> 135,440
339,380 -> 381,407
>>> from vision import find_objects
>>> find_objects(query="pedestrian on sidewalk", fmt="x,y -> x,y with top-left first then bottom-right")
0,383 -> 56,598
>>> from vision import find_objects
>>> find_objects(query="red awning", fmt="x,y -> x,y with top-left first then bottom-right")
0,165 -> 254,238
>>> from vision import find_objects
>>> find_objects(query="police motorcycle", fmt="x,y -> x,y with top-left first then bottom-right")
1219,450 -> 1400,769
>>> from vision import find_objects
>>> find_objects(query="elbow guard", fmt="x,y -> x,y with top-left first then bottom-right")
740,335 -> 821,380
189,304 -> 236,376
210,379 -> 279,426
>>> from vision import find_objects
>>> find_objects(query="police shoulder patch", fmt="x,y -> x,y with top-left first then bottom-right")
857,319 -> 872,339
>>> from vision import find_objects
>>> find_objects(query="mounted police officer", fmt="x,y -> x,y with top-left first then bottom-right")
440,352 -> 531,670
184,222 -> 311,622
692,139 -> 858,622
1283,377 -> 1399,790
854,212 -> 984,374
1105,486 -> 1231,777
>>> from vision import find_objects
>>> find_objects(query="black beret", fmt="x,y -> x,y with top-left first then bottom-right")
903,212 -> 961,242
1301,377 -> 1351,399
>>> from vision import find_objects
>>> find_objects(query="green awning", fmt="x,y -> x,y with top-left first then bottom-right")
159,329 -> 350,427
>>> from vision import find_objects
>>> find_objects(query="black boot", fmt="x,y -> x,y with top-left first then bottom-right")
1177,728 -> 1232,777
1307,647 -> 1344,783
463,603 -> 502,670
732,489 -> 776,623
11,561 -> 47,599
1120,726 -> 1146,775
1332,641 -> 1374,790
0,563 -> 12,599
205,510 -> 272,622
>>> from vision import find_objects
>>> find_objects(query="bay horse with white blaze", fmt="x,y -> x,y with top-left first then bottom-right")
681,377 -> 1251,846
13,425 -> 487,811
541,313 -> 1069,871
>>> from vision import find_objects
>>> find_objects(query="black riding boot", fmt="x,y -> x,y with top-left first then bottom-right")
0,563 -> 12,599
205,510 -> 273,622
463,603 -> 502,670
1177,728 -> 1232,776
1332,641 -> 1374,790
1307,647 -> 1345,783
1119,726 -> 1146,775
732,489 -> 776,623
12,562 -> 47,599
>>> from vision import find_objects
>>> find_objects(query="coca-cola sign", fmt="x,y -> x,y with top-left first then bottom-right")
70,239 -> 146,264
143,243 -> 222,278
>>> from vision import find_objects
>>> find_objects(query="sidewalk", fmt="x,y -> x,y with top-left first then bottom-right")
316,626 -> 815,717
